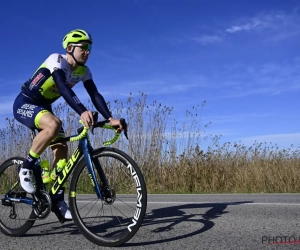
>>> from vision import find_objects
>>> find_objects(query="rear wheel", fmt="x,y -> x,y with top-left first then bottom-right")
0,157 -> 37,236
69,147 -> 147,247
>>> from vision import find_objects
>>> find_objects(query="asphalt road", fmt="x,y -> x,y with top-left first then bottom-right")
1,194 -> 300,250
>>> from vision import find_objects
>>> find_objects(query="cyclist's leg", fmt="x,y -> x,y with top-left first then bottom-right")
30,113 -> 62,155
50,142 -> 72,219
13,93 -> 62,194
47,119 -> 72,220
46,103 -> 68,169
50,142 -> 68,168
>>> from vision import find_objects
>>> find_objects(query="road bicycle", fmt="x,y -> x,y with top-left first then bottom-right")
0,112 -> 147,247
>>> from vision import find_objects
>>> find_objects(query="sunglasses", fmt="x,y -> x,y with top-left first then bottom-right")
72,43 -> 92,52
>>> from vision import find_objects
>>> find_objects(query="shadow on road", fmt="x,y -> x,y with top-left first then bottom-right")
22,219 -> 79,236
23,200 -> 253,247
124,201 -> 253,247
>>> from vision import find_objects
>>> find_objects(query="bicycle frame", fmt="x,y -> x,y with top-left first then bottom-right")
50,134 -> 107,199
5,123 -> 115,206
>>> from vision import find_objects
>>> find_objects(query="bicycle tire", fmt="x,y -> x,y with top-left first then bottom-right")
0,156 -> 37,236
69,147 -> 147,247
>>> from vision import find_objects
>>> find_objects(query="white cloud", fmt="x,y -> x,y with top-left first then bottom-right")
240,133 -> 300,148
225,9 -> 300,42
204,113 -> 276,124
184,8 -> 300,46
226,20 -> 264,33
190,34 -> 223,45
215,57 -> 300,98
90,55 -> 300,101
224,86 -> 283,98
95,73 -> 212,98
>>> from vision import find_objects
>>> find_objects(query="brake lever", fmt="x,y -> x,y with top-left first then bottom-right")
120,118 -> 128,140
91,111 -> 99,135
91,125 -> 95,135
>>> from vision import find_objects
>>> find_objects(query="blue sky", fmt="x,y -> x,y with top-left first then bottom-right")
0,0 -> 299,149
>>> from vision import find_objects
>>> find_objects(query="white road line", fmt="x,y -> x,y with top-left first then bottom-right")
73,201 -> 300,205
146,202 -> 300,205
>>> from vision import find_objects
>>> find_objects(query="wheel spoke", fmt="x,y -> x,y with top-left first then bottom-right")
69,148 -> 147,247
0,157 -> 37,236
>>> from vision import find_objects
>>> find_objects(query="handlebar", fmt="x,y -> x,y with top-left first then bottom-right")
50,112 -> 128,146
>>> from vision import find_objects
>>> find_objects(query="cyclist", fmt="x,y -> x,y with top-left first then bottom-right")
12,29 -> 123,220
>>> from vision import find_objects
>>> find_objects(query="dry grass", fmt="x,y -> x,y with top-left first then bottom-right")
1,92 -> 299,194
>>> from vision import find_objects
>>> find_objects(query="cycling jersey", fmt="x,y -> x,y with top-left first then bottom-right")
20,53 -> 111,119
22,53 -> 91,104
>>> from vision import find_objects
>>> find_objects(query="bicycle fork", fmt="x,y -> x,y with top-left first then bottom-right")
79,138 -> 109,201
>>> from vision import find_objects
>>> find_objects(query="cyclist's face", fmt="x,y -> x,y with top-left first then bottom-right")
70,42 -> 92,64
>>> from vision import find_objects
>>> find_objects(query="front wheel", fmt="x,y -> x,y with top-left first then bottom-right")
69,147 -> 147,247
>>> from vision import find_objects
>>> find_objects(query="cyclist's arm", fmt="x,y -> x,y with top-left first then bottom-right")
52,69 -> 87,115
83,79 -> 112,120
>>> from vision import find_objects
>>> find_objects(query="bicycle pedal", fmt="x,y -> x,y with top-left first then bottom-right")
1,198 -> 12,206
7,190 -> 27,199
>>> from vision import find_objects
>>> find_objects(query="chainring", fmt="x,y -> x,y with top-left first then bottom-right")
33,190 -> 52,219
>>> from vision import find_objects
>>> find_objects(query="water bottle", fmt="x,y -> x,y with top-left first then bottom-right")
40,160 -> 51,184
50,158 -> 67,181
56,158 -> 67,172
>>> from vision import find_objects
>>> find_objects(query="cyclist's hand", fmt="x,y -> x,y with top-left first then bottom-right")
81,110 -> 94,128
109,118 -> 124,133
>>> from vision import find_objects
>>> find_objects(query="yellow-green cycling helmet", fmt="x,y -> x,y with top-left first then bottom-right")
62,29 -> 93,49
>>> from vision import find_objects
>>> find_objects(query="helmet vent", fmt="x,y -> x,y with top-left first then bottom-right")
75,30 -> 86,36
72,34 -> 82,38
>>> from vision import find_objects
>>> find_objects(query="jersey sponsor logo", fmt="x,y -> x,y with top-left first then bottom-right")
49,85 -> 59,93
29,73 -> 45,90
17,104 -> 37,118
